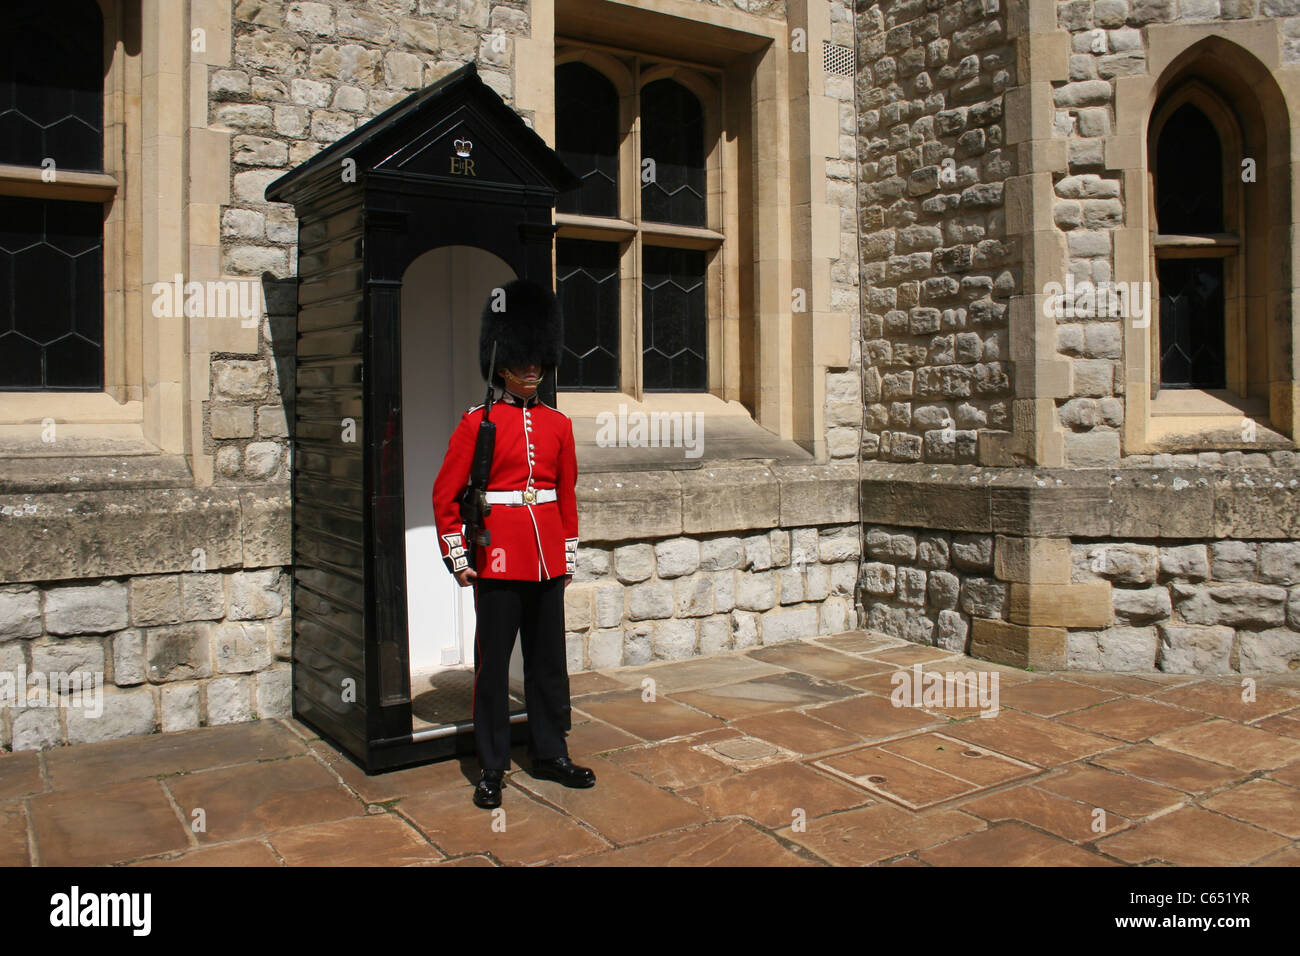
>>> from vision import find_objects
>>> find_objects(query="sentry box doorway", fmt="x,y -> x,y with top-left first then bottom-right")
266,61 -> 579,773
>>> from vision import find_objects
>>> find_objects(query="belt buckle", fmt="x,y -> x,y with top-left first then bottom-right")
522,489 -> 536,505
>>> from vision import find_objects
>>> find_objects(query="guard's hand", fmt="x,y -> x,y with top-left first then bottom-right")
455,568 -> 478,588
564,574 -> 572,588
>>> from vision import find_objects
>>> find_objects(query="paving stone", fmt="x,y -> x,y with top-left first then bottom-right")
777,801 -> 985,866
398,786 -> 609,865
998,677 -> 1121,716
1200,779 -> 1300,839
605,730 -> 743,790
943,710 -> 1117,766
747,642 -> 889,681
0,803 -> 30,866
1035,764 -> 1186,820
1150,719 -> 1300,772
512,757 -> 711,844
680,760 -> 871,828
670,671 -> 855,721
609,653 -> 784,694
1091,743 -> 1245,793
44,719 -> 305,790
0,750 -> 44,802
959,784 -> 1133,843
1057,697 -> 1208,741
1150,680 -> 1300,722
30,779 -> 189,866
920,822 -> 1116,866
268,813 -> 444,865
164,755 -> 364,843
574,689 -> 725,741
1252,710 -> 1300,739
1096,807 -> 1288,866
565,716 -> 644,757
560,818 -> 817,867
866,644 -> 959,666
805,693 -> 944,740
132,840 -> 281,866
568,671 -> 625,697
730,710 -> 863,755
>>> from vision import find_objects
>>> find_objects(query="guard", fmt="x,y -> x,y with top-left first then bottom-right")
432,278 -> 597,809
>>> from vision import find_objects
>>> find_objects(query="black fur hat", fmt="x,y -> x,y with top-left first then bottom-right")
478,278 -> 562,383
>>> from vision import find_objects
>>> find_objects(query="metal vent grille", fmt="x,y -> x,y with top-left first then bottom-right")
823,42 -> 854,76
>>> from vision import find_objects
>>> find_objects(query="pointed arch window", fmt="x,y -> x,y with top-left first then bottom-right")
1150,86 -> 1242,395
553,50 -> 724,395
0,0 -> 107,391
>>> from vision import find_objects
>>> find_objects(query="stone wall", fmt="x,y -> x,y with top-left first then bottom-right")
564,526 -> 860,670
855,0 -> 1020,463
1069,538 -> 1300,672
0,571 -> 292,751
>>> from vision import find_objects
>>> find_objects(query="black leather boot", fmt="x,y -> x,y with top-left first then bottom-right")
530,755 -> 596,788
472,769 -> 505,809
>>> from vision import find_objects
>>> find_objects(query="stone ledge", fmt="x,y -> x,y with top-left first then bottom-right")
861,464 -> 1300,539
0,486 -> 291,583
577,462 -> 860,543
0,454 -> 193,494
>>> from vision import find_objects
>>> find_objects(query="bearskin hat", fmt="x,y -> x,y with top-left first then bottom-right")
478,278 -> 563,383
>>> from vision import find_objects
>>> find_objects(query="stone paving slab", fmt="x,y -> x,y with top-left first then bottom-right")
0,632 -> 1297,867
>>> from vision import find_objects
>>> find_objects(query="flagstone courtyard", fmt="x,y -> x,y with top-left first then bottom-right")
2,631 -> 1297,867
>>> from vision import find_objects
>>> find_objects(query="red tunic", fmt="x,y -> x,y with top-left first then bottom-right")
432,392 -> 578,581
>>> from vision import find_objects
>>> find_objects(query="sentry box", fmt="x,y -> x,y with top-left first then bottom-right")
265,62 -> 579,773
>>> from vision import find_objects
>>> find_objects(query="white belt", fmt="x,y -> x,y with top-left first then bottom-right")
484,488 -> 556,505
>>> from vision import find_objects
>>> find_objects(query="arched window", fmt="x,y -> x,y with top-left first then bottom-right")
553,54 -> 721,395
1154,101 -> 1228,390
640,79 -> 706,227
0,0 -> 105,391
555,62 -> 619,218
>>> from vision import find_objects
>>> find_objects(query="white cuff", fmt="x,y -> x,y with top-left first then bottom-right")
565,537 -> 578,575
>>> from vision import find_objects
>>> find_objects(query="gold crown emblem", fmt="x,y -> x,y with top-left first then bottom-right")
454,138 -> 473,157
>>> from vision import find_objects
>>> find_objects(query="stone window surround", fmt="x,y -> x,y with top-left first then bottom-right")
0,0 -> 251,491
551,44 -> 731,402
1110,20 -> 1300,454
518,0 -> 854,462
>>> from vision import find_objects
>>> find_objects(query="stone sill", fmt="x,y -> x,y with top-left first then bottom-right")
0,454 -> 194,494
576,462 -> 860,543
0,486 -> 290,584
860,463 -> 1300,539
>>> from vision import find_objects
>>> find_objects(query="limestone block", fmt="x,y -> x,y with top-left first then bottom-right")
743,534 -> 773,572
112,630 -> 145,686
146,624 -> 213,682
863,562 -> 897,596
11,706 -> 60,751
587,628 -> 624,669
714,571 -> 736,614
613,544 -> 655,584
594,583 -> 623,629
651,620 -> 697,661
628,581 -> 673,621
1156,624 -> 1234,674
927,570 -> 961,610
1172,583 -> 1287,628
206,675 -> 254,725
935,609 -> 968,651
45,582 -> 129,636
819,526 -> 860,563
1111,586 -> 1173,626
674,576 -> 714,618
65,685 -> 156,745
256,666 -> 291,717
228,569 -> 285,620
1087,543 -> 1158,585
994,536 -> 1071,584
563,586 -> 592,632
1067,627 -> 1158,671
574,546 -> 609,583
735,572 -> 777,612
623,624 -> 652,666
159,683 -> 200,732
820,599 -> 852,636
129,575 -> 182,627
761,607 -> 820,645
213,621 -> 272,674
897,567 -> 928,607
917,534 -> 950,569
959,577 -> 1008,618
1259,543 -> 1300,586
950,533 -> 993,572
1210,541 -> 1258,582
30,639 -> 105,681
699,537 -> 743,571
731,611 -> 759,650
1159,545 -> 1209,582
971,619 -> 1067,670
0,586 -> 41,641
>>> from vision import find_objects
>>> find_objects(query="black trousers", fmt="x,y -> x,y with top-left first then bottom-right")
471,576 -> 572,770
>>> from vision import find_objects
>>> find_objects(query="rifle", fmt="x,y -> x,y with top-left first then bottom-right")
458,340 -> 498,573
